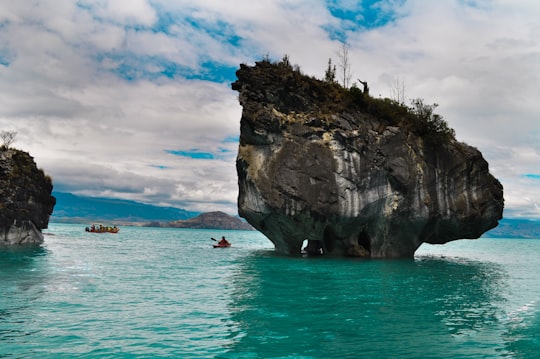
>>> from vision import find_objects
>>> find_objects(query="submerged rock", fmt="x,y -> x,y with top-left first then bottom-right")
232,60 -> 504,258
0,147 -> 56,245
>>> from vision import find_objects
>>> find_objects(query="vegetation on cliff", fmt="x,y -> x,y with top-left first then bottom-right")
234,57 -> 455,146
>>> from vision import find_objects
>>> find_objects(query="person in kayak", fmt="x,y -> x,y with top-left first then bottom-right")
218,236 -> 230,246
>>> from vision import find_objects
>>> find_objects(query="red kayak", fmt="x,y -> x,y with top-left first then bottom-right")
213,243 -> 231,248
212,237 -> 231,248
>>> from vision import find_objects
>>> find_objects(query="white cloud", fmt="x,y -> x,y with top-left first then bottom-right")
79,0 -> 158,26
0,0 -> 539,218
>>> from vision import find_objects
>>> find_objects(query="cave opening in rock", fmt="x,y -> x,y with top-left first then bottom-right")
302,239 -> 323,255
357,230 -> 371,253
323,226 -> 336,254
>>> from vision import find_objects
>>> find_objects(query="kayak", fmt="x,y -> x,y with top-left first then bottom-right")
213,243 -> 231,248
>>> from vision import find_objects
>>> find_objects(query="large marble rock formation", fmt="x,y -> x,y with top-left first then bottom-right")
0,147 -> 56,245
232,60 -> 504,258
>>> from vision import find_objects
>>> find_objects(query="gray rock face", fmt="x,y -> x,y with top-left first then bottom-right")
232,61 -> 504,258
1,147 -> 56,245
2,220 -> 44,245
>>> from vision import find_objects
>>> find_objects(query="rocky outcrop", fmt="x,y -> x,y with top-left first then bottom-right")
168,211 -> 254,230
232,60 -> 504,258
0,147 -> 56,245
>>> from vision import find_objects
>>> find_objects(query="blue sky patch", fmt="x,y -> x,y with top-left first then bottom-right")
98,52 -> 237,83
223,135 -> 239,144
166,142 -> 237,160
0,47 -> 12,67
185,61 -> 238,83
324,0 -> 403,41
218,147 -> 233,155
151,4 -> 178,35
522,174 -> 540,180
182,16 -> 242,48
97,52 -> 179,81
166,149 -> 215,160
0,56 -> 9,67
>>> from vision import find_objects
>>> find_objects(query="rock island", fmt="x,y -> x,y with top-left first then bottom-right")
232,59 -> 504,258
1,145 -> 56,245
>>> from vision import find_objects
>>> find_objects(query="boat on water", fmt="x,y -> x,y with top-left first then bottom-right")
85,224 -> 119,233
212,236 -> 231,248
213,242 -> 231,248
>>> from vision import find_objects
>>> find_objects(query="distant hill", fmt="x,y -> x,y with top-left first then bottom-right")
483,218 -> 540,239
51,192 -> 198,223
150,211 -> 254,231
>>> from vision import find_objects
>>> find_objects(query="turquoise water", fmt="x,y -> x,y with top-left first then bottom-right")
1,223 -> 539,358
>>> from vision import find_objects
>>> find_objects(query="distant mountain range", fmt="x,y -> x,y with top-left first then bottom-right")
483,218 -> 540,239
50,192 -> 538,237
51,192 -> 198,223
50,192 -> 253,230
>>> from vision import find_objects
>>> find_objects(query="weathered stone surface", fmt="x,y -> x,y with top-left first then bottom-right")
1,147 -> 56,245
167,211 -> 254,230
232,61 -> 504,258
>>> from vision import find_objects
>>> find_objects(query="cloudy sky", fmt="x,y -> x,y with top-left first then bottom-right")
0,0 -> 539,218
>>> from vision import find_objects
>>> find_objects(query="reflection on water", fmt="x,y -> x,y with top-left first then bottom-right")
0,245 -> 50,343
0,244 -> 48,266
222,252 -> 511,358
0,245 -> 50,292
